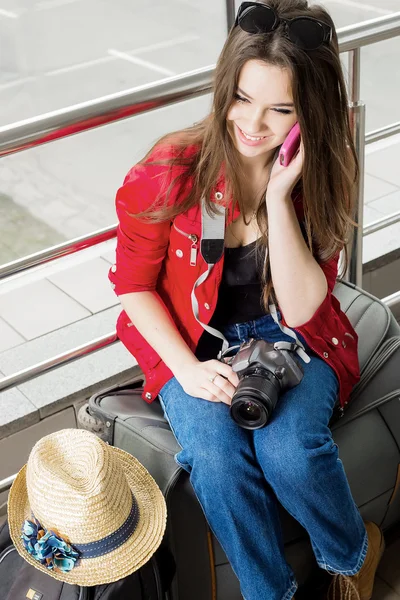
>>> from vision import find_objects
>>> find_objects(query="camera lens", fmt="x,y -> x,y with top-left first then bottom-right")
230,368 -> 280,430
238,401 -> 261,422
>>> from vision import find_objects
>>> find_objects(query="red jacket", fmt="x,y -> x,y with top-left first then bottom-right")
109,145 -> 360,408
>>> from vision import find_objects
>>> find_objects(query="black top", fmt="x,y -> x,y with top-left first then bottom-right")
195,240 -> 267,360
211,240 -> 267,326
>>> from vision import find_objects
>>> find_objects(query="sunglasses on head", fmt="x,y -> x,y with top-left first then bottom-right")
235,2 -> 332,51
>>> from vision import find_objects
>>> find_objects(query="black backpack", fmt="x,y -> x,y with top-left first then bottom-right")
0,520 -> 175,600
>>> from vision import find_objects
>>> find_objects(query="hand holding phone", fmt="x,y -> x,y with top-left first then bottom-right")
278,122 -> 301,167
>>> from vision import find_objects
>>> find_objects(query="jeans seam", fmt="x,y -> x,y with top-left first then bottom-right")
316,529 -> 368,575
158,389 -> 186,463
281,580 -> 298,600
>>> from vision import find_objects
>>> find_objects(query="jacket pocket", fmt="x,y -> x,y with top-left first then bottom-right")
169,215 -> 201,267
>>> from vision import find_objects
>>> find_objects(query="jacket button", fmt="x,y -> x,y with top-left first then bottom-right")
111,264 -> 117,273
342,340 -> 347,348
145,392 -> 152,400
215,191 -> 223,201
110,282 -> 116,290
323,352 -> 329,358
204,303 -> 210,310
332,337 -> 339,345
176,249 -> 184,258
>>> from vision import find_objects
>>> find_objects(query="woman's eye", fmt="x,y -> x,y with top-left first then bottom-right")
234,93 -> 248,104
273,109 -> 293,115
233,94 -> 293,114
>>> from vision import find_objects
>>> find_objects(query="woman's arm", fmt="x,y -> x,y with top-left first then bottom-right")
120,291 -> 197,373
265,143 -> 328,328
119,292 -> 239,405
114,158 -> 238,403
266,191 -> 327,328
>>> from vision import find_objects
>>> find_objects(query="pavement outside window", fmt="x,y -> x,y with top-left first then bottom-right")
0,192 -> 65,263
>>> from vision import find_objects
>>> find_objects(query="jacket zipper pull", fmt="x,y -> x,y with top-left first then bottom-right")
189,234 -> 198,266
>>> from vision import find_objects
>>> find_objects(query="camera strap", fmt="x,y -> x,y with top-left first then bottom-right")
190,197 -> 230,354
272,341 -> 310,364
191,196 -> 311,363
269,304 -> 311,363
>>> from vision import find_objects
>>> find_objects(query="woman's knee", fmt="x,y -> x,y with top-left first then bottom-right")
254,423 -> 338,485
186,425 -> 251,473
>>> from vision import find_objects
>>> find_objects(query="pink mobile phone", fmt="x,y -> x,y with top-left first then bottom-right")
279,122 -> 301,167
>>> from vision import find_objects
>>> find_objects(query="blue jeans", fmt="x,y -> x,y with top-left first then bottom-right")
159,313 -> 367,600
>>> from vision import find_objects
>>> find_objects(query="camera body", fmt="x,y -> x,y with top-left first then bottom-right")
228,338 -> 304,429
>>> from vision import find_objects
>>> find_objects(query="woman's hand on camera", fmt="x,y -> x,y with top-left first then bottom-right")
175,359 -> 239,405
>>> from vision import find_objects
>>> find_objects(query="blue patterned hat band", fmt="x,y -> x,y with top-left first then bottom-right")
22,493 -> 139,572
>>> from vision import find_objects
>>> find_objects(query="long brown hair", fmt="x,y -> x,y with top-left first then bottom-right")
132,0 -> 358,308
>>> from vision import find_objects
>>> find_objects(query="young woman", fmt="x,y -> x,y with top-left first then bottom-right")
109,1 -> 385,598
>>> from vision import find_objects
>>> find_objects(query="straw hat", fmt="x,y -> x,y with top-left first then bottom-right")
7,428 -> 167,586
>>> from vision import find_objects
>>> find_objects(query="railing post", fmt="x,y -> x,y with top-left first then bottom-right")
226,0 -> 236,33
347,48 -> 366,288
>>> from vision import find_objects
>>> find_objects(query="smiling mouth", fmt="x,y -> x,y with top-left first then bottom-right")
237,125 -> 269,142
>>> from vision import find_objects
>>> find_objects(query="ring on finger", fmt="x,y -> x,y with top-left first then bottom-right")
210,374 -> 218,384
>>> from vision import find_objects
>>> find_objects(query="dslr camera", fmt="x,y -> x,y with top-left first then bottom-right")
226,338 -> 304,430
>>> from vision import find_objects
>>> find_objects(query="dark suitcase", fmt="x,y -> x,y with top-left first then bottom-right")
83,282 -> 400,600
0,519 -> 174,600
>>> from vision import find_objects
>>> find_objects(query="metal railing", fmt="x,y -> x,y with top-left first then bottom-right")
0,333 -> 118,393
1,11 -> 400,394
364,211 -> 400,236
0,66 -> 215,159
0,474 -> 16,494
1,13 -> 400,159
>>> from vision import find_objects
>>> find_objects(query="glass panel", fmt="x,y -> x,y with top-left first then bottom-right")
1,0 -> 400,264
0,0 -> 227,125
361,37 -> 400,132
0,93 -> 212,262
